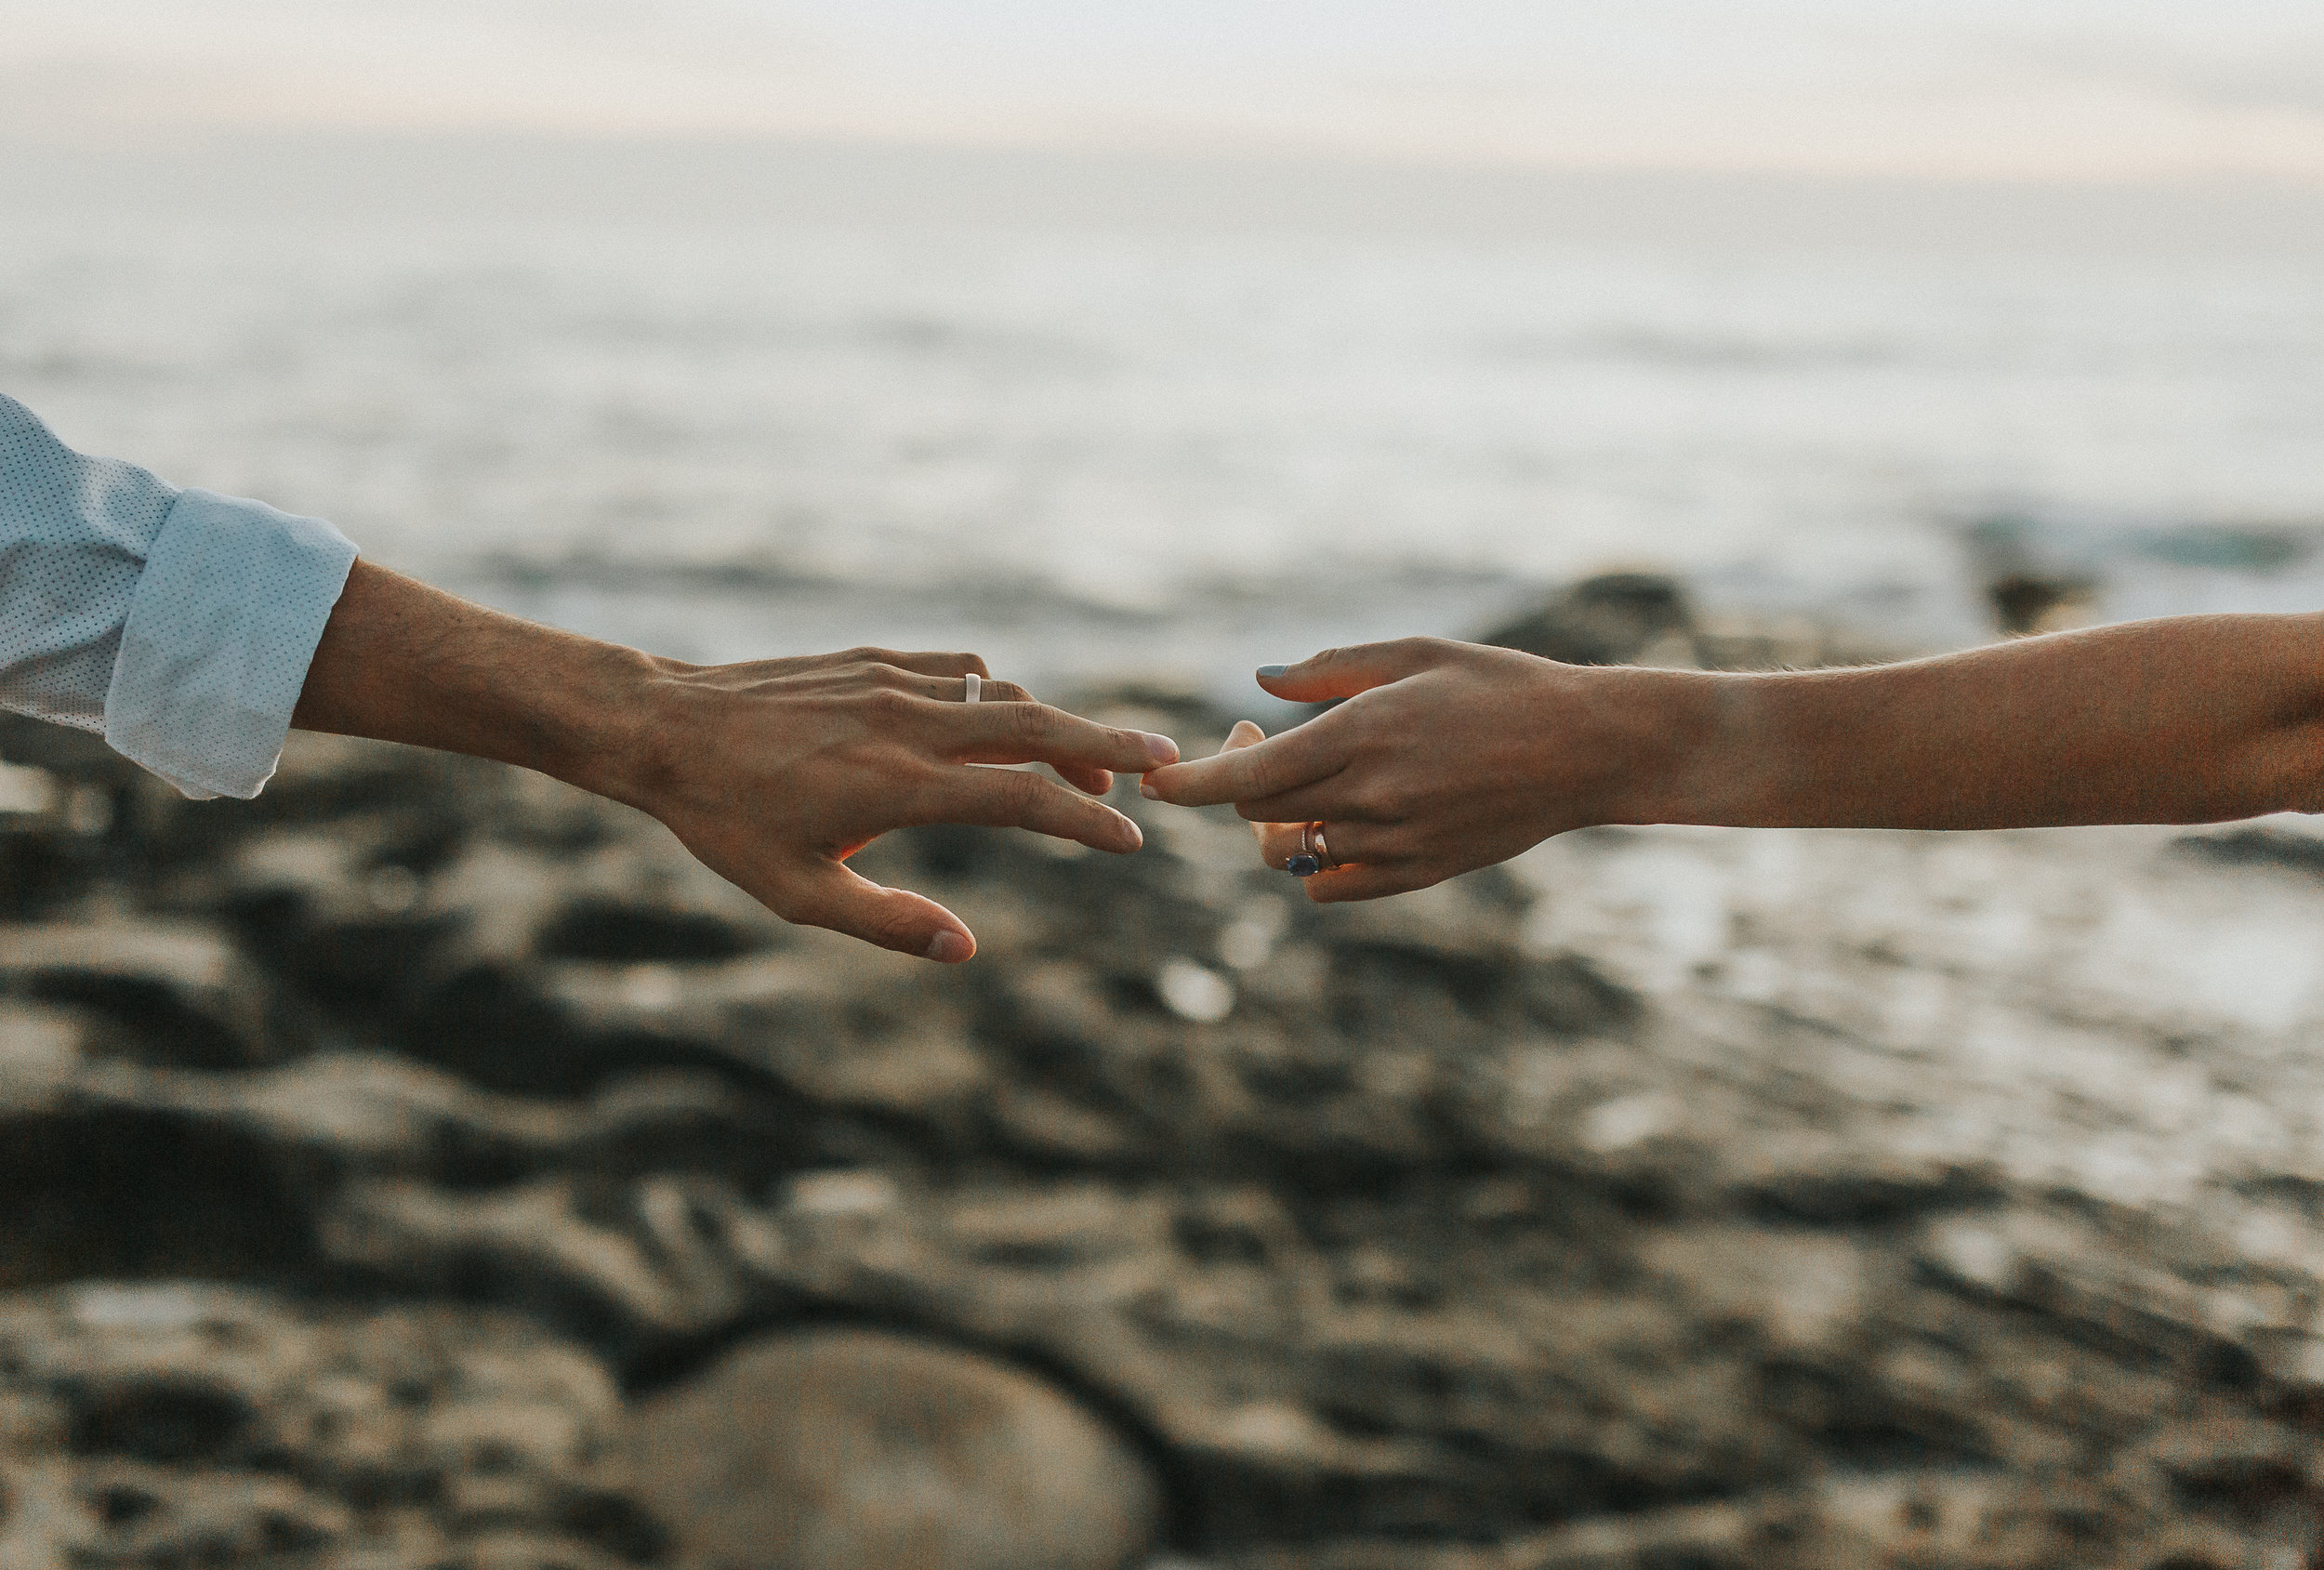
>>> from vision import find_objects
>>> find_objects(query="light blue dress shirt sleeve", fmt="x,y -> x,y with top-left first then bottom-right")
0,394 -> 358,799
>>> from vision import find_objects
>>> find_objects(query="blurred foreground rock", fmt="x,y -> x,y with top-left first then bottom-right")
8,669 -> 2324,1565
0,1281 -> 649,1568
627,1327 -> 1161,1570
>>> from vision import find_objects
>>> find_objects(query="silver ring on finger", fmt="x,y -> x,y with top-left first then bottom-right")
963,673 -> 981,704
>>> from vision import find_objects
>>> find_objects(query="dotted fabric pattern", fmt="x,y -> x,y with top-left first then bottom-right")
0,394 -> 357,799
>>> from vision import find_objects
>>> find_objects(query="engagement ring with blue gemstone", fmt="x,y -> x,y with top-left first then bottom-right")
1288,821 -> 1332,877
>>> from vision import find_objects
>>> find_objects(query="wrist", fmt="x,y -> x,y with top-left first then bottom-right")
538,644 -> 692,812
1568,666 -> 1733,827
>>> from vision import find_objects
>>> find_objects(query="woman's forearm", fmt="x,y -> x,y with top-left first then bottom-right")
1143,615 -> 2324,904
1636,613 -> 2324,830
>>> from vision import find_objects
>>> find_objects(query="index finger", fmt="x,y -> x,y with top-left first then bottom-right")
1138,720 -> 1342,808
936,700 -> 1181,774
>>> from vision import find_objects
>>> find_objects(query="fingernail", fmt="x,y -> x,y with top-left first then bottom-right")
924,930 -> 972,963
1139,780 -> 1160,800
1122,819 -> 1144,851
1257,664 -> 1288,679
1142,732 -> 1179,765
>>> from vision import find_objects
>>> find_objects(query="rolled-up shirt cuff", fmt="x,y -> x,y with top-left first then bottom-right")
103,488 -> 358,800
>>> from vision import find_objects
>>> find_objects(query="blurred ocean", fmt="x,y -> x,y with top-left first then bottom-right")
3,138 -> 2321,711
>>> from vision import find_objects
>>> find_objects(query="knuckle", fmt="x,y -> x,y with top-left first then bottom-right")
864,686 -> 918,720
1238,751 -> 1279,798
1001,770 -> 1052,817
1004,701 -> 1051,746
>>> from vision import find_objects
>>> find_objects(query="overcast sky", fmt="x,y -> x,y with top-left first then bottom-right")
4,0 -> 2321,181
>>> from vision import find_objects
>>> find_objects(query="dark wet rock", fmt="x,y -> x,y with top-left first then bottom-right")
1478,571 -> 1904,671
2172,825 -> 2324,876
0,1283 -> 654,1566
535,898 -> 772,964
62,1459 -> 351,1563
0,922 -> 291,1068
1961,514 -> 2106,638
0,712 -> 130,779
0,745 -> 120,921
1479,574 -> 1696,668
1987,570 -> 2099,636
627,1327 -> 1162,1570
0,999 -> 810,1295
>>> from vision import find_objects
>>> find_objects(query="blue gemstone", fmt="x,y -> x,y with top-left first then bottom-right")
1287,854 -> 1321,877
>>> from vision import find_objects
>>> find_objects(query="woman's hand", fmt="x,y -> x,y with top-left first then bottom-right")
1141,638 -> 1677,902
294,561 -> 1180,960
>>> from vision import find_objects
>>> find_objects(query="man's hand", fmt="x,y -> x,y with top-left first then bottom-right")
626,648 -> 1177,959
292,561 -> 1179,959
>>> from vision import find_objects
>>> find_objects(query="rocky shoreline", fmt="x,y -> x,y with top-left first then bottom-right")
5,591 -> 2324,1567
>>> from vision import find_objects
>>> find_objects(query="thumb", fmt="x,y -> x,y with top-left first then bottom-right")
780,861 -> 978,962
1257,638 -> 1445,703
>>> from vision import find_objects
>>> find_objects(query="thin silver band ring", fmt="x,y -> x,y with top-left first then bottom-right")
963,673 -> 981,704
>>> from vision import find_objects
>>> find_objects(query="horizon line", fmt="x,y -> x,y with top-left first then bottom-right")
7,125 -> 2324,195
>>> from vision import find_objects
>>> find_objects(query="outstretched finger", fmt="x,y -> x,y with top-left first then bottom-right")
1256,638 -> 1449,704
1232,775 -> 1393,826
939,701 -> 1180,775
1050,762 -> 1116,796
1139,720 -> 1341,809
871,649 -> 993,679
778,861 -> 979,961
930,765 -> 1146,853
887,675 -> 1116,794
889,675 -> 1033,706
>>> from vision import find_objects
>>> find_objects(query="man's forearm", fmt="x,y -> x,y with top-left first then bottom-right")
290,561 -> 669,807
1634,613 -> 2324,830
